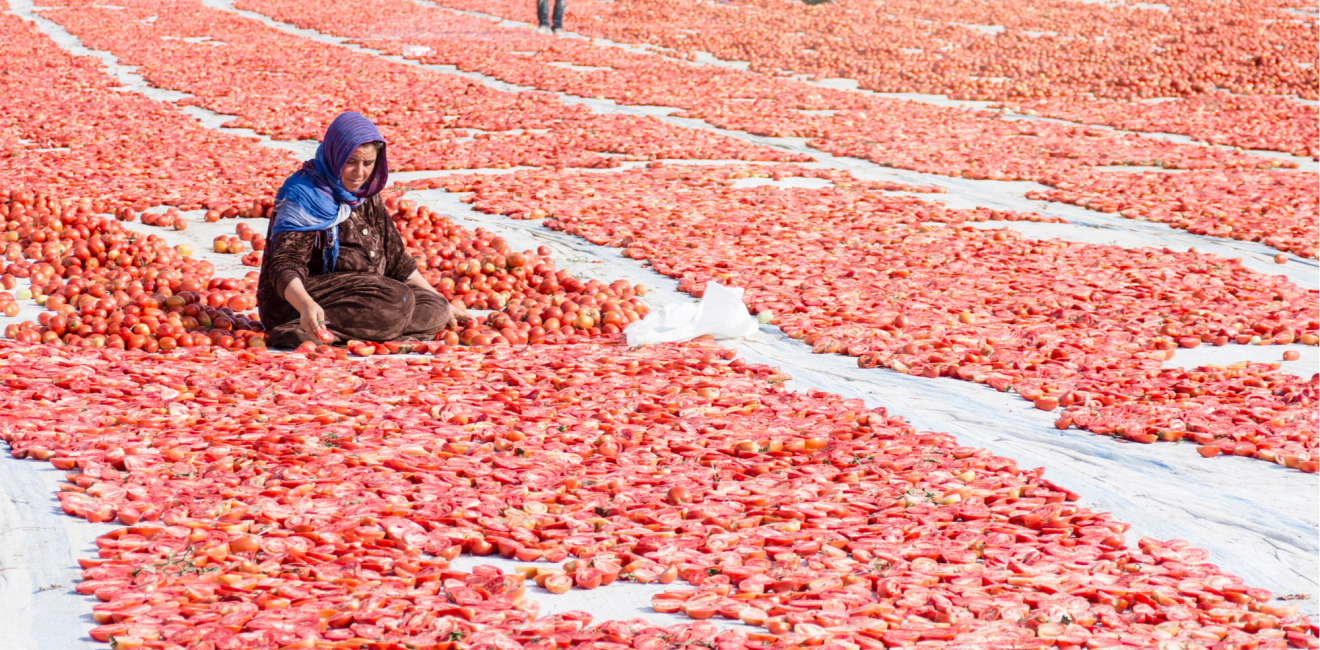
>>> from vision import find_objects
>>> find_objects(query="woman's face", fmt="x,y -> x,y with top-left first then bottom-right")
339,143 -> 378,193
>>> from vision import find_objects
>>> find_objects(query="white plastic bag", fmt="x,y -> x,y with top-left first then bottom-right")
625,283 -> 759,346
402,45 -> 433,57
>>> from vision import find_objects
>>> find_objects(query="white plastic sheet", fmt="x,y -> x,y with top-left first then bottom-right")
625,282 -> 759,345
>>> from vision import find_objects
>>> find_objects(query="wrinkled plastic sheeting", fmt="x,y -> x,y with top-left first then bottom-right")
625,282 -> 759,345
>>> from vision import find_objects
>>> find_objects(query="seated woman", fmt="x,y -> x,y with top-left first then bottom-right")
256,111 -> 466,348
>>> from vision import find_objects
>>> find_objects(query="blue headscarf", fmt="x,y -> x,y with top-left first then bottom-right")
271,111 -> 389,272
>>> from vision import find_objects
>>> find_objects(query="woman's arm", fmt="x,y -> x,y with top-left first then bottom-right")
266,226 -> 323,341
405,270 -> 470,328
404,270 -> 439,296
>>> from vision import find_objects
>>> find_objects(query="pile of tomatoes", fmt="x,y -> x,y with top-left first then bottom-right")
443,165 -> 1318,471
0,189 -> 265,352
0,188 -> 649,352
1,0 -> 1317,646
1,340 -> 1313,649
213,219 -> 270,267
387,195 -> 652,345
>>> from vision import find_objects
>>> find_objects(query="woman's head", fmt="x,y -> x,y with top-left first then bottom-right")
340,141 -> 383,193
315,112 -> 388,199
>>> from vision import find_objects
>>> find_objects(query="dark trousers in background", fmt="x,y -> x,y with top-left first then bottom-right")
537,0 -> 565,30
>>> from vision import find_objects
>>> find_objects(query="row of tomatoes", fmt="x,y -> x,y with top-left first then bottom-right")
0,13 -> 293,215
793,120 -> 1312,258
428,0 -> 1317,103
446,164 -> 1318,471
237,0 -> 1315,260
42,0 -> 802,184
996,94 -> 1318,161
0,340 -> 1312,649
316,0 -> 1315,161
1024,169 -> 1318,259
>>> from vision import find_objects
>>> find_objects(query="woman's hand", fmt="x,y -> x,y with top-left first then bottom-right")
449,301 -> 472,329
299,301 -> 329,343
281,277 -> 331,343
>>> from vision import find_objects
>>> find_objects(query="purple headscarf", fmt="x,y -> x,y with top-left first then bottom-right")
271,112 -> 389,272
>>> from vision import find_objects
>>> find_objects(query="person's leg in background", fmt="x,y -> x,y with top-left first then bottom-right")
535,0 -> 551,34
551,0 -> 565,34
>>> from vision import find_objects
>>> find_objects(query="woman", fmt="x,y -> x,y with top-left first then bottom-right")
256,111 -> 466,349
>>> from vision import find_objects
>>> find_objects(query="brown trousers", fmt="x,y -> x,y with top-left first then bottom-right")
261,273 -> 451,349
